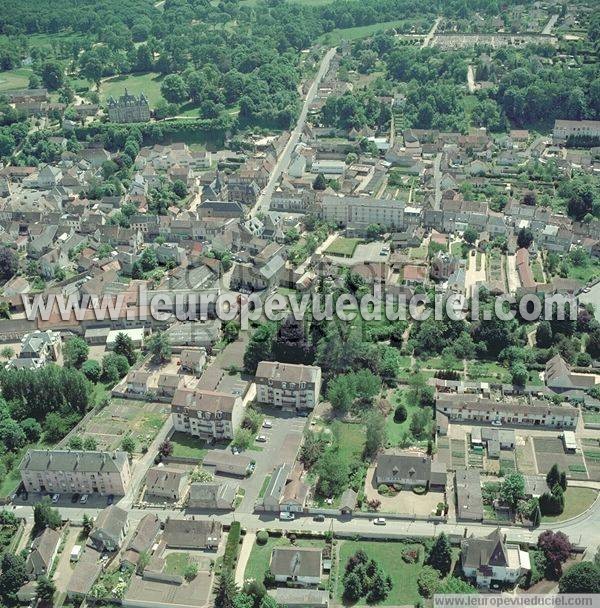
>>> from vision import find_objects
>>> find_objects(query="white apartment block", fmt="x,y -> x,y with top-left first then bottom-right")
20,450 -> 131,496
255,361 -> 322,411
171,389 -> 243,440
553,119 -> 600,142
321,195 -> 405,229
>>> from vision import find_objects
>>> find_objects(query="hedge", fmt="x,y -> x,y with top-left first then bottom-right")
222,521 -> 242,572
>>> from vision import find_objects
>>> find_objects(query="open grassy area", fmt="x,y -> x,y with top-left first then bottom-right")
170,432 -> 208,460
541,487 -> 598,523
318,20 -> 412,43
258,475 -> 271,500
466,360 -> 510,383
244,535 -> 324,583
329,420 -> 366,463
564,260 -> 600,283
100,72 -> 164,107
324,237 -> 361,257
583,410 -> 600,424
336,540 -> 424,605
0,68 -> 33,92
164,552 -> 192,576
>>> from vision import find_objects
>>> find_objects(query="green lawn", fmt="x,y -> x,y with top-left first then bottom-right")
422,356 -> 464,371
541,487 -> 598,523
324,237 -> 361,258
583,411 -> 600,424
328,420 -> 365,463
258,475 -> 271,500
100,72 -> 165,107
466,360 -> 510,383
0,467 -> 22,498
244,536 -> 324,583
164,552 -> 192,576
318,20 -> 411,43
564,260 -> 600,283
170,432 -> 208,460
336,540 -> 424,605
0,68 -> 33,92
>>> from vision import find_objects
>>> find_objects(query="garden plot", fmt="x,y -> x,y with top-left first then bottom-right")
436,436 -> 452,469
81,399 -> 168,452
450,438 -> 466,469
581,438 -> 600,481
533,437 -> 588,481
515,437 -> 538,475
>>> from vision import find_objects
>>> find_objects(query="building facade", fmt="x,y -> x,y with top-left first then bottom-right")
20,450 -> 131,496
107,90 -> 151,123
255,361 -> 322,411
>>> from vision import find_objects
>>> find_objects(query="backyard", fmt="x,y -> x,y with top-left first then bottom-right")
324,237 -> 362,258
170,432 -> 208,460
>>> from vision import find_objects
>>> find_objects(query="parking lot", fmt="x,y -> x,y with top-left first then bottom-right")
207,408 -> 306,513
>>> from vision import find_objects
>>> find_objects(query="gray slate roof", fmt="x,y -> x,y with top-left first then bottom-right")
20,450 -> 128,474
270,547 -> 322,579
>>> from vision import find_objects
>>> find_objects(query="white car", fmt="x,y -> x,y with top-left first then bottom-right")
51,494 -> 60,503
262,420 -> 272,429
373,517 -> 386,525
80,494 -> 88,504
491,420 -> 502,427
256,435 -> 267,443
279,512 -> 295,521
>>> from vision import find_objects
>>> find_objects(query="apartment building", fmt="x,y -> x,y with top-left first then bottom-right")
255,361 -> 322,411
20,450 -> 131,496
553,119 -> 600,142
171,388 -> 243,440
320,195 -> 405,230
435,396 -> 579,429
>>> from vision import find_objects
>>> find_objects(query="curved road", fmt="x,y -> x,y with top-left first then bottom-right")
250,47 -> 337,218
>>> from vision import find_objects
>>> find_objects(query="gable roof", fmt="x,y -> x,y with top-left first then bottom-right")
270,547 -> 322,579
461,528 -> 508,572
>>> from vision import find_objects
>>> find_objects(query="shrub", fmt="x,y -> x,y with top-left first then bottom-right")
393,404 -> 407,423
222,521 -> 241,572
377,484 -> 388,495
402,548 -> 420,563
413,485 -> 427,495
257,531 -> 269,545
417,565 -> 441,598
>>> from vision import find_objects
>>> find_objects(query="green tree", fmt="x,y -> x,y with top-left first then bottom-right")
121,435 -> 136,455
82,359 -> 102,383
20,418 -> 42,442
559,562 -> 600,593
327,375 -> 356,413
500,473 -> 525,508
147,332 -> 172,364
313,172 -> 327,190
243,324 -> 276,374
223,321 -> 241,343
37,575 -> 56,603
343,571 -> 363,601
517,228 -> 534,249
463,227 -> 478,245
63,336 -> 89,369
510,362 -> 528,387
364,410 -> 386,458
0,247 -> 18,281
161,74 -> 189,104
82,513 -> 94,535
427,533 -> 452,576
114,332 -> 137,365
69,435 -> 84,450
547,464 -> 561,489
0,553 -> 27,602
0,418 -> 26,451
215,569 -> 239,608
84,436 -> 98,450
41,61 -> 64,90
316,451 -> 349,498
33,498 -> 61,532
536,321 -> 553,348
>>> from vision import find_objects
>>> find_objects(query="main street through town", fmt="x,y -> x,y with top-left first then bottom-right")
250,47 -> 337,218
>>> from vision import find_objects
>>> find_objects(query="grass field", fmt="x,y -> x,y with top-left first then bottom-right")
0,68 -> 33,92
318,20 -> 410,43
164,552 -> 192,576
336,540 -> 424,605
100,72 -> 164,107
244,536 -> 324,583
583,410 -> 600,424
564,260 -> 600,283
324,237 -> 361,257
170,432 -> 208,460
541,487 -> 598,523
258,475 -> 271,499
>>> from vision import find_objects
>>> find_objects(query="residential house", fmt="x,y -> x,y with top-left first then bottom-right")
126,371 -> 151,395
455,468 -> 483,522
545,354 -> 599,393
270,547 -> 322,587
90,505 -> 129,552
461,528 -> 530,588
121,514 -> 161,569
187,482 -> 239,510
162,518 -> 222,550
374,452 -> 447,490
145,466 -> 188,501
25,527 -> 61,580
179,349 -> 207,375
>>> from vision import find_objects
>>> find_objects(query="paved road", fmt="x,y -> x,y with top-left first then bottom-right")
422,16 -> 441,48
250,47 -> 337,218
467,64 -> 476,93
12,488 -> 600,548
542,14 -> 559,35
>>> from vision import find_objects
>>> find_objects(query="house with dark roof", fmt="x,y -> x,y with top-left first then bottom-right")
26,527 -> 61,580
121,514 -> 161,568
455,468 -> 483,522
89,505 -> 128,552
270,547 -> 322,586
374,452 -> 446,490
145,466 -> 188,501
163,518 -> 222,550
545,354 -> 599,393
188,482 -> 238,510
461,528 -> 530,588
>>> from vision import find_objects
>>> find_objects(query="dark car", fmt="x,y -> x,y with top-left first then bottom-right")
71,493 -> 80,504
107,494 -> 114,505
313,515 -> 325,522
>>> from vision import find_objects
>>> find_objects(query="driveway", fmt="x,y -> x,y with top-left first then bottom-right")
54,526 -> 82,593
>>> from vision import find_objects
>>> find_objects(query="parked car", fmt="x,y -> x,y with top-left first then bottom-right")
313,515 -> 325,522
71,494 -> 80,504
279,512 -> 295,521
491,420 -> 502,427
373,517 -> 386,525
106,494 -> 114,505
51,494 -> 60,503
80,494 -> 88,504
255,435 -> 267,443
262,420 -> 272,429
